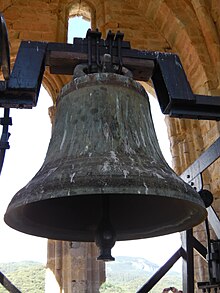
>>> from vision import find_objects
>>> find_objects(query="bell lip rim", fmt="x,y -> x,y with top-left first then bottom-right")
4,193 -> 207,242
4,205 -> 207,242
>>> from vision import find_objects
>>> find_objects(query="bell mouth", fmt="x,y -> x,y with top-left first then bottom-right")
4,193 -> 207,242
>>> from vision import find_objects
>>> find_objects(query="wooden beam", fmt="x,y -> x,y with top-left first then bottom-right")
46,50 -> 154,81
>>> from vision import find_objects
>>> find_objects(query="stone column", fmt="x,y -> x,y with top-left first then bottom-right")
46,240 -> 105,293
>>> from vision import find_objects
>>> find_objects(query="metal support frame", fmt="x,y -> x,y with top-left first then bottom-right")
136,229 -> 207,293
182,230 -> 195,293
0,28 -> 220,119
137,136 -> 220,292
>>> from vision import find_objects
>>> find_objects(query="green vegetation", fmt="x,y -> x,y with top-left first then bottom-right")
100,274 -> 182,293
100,256 -> 182,293
0,261 -> 45,293
0,257 -> 181,293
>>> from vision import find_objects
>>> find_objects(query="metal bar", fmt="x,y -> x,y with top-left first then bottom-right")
151,54 -> 194,111
0,271 -> 21,293
181,136 -> 220,185
115,31 -> 124,74
181,230 -> 195,293
207,206 -> 220,239
95,30 -> 102,69
180,137 -> 220,239
198,282 -> 219,290
8,41 -> 47,91
106,31 -> 115,65
168,102 -> 220,120
205,218 -> 213,283
86,31 -> 92,73
192,236 -> 207,260
0,108 -> 11,175
137,248 -> 183,293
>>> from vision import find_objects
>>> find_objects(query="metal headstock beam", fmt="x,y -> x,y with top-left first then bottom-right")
0,29 -> 220,120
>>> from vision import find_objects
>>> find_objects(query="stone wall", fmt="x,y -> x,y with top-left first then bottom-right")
1,0 -> 220,291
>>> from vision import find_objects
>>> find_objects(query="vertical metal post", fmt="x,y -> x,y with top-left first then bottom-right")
182,229 -> 195,292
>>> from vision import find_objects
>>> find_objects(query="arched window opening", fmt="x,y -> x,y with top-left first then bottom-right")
68,16 -> 91,43
67,1 -> 94,44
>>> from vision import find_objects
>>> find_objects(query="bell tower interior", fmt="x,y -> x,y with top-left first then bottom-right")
0,1 -> 220,292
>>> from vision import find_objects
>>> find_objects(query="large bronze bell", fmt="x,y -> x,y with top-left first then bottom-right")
4,72 -> 207,260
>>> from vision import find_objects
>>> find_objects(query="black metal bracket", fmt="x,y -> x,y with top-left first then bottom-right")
0,25 -> 220,119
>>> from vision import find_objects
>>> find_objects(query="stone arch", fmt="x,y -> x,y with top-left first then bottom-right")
126,1 -> 220,182
99,0 -> 219,94
42,0 -> 98,103
140,0 -> 210,170
67,0 -> 96,29
43,71 -> 71,104
135,0 -> 219,94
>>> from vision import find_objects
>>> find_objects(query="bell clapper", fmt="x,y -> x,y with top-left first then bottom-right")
95,196 -> 116,261
198,189 -> 213,208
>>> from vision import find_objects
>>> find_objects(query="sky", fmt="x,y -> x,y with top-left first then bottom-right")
0,86 -> 51,263
0,16 -> 182,273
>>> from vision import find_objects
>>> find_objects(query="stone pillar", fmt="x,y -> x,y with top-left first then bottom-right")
46,240 -> 105,293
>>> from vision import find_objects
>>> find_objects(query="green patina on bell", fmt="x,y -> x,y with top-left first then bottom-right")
4,72 -> 207,260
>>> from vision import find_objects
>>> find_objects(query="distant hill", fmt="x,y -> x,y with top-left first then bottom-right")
106,256 -> 159,278
100,256 -> 182,293
0,261 -> 45,293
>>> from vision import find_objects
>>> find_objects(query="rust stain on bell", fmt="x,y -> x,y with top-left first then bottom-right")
4,73 -> 207,254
